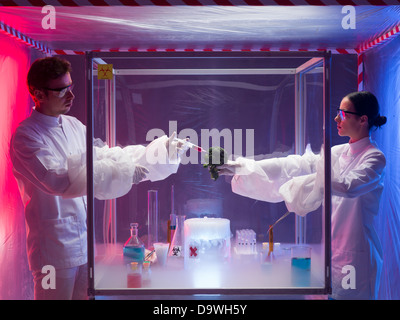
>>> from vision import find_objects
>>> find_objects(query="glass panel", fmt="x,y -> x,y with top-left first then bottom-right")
302,60 -> 326,289
89,53 -> 329,294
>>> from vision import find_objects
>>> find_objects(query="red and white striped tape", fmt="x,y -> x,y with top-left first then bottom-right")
52,48 -> 359,55
355,24 -> 400,91
1,19 -> 399,58
1,1 -> 400,6
1,5 -> 399,93
358,24 -> 400,53
0,21 -> 51,55
357,53 -> 364,91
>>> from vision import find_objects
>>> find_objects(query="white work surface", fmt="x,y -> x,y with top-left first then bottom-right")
93,243 -> 326,292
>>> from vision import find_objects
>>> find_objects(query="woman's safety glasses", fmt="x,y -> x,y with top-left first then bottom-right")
337,108 -> 361,120
44,83 -> 74,98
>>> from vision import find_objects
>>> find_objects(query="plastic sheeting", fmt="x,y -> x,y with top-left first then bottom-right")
0,34 -> 41,300
0,51 -> 358,299
0,4 -> 399,299
364,35 -> 400,300
0,6 -> 400,52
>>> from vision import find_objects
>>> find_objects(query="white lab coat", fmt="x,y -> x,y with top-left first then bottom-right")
231,137 -> 385,299
10,109 -> 179,271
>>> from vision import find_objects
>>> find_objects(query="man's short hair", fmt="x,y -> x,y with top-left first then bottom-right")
27,57 -> 72,96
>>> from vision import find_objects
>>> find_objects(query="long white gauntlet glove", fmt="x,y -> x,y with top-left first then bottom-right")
132,165 -> 149,184
218,160 -> 243,176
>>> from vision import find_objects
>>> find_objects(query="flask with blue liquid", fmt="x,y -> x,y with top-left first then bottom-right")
123,223 -> 145,263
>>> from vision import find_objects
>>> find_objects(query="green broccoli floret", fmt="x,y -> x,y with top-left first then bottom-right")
203,147 -> 228,181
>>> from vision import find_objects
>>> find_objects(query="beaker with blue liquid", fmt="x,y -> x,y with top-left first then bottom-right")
291,245 -> 311,287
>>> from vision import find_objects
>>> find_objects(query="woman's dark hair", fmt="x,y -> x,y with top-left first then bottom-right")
346,91 -> 387,130
27,57 -> 72,96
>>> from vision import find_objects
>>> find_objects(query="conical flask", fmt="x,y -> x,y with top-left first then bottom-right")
123,223 -> 145,263
168,215 -> 185,258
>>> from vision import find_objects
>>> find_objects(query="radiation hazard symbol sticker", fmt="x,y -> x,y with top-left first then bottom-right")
97,64 -> 113,80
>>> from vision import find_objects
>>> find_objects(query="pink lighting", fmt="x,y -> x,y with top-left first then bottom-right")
0,4 -> 399,300
0,21 -> 51,55
0,33 -> 36,300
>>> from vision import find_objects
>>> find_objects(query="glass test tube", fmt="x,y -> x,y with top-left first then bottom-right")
147,190 -> 159,249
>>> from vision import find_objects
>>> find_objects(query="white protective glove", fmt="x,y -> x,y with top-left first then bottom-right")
218,160 -> 243,176
165,131 -> 190,159
218,158 -> 258,176
132,165 -> 149,184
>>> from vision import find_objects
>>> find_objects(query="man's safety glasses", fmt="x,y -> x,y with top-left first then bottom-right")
44,83 -> 74,98
337,108 -> 361,120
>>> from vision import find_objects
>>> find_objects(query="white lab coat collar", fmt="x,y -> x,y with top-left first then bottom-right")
348,136 -> 372,156
31,107 -> 61,127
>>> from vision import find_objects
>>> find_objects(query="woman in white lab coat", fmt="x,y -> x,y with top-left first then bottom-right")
219,91 -> 387,300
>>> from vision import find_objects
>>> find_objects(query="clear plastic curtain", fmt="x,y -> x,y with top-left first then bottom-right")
364,35 -> 400,300
0,35 -> 40,300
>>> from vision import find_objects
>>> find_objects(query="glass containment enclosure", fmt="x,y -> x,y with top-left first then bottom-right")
86,51 -> 332,297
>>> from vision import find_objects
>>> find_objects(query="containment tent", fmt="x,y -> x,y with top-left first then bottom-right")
0,3 -> 399,300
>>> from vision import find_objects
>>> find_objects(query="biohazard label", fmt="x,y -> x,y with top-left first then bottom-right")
171,246 -> 182,257
97,64 -> 113,80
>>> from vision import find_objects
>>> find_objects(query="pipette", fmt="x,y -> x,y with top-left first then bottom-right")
174,138 -> 207,153
267,211 -> 291,233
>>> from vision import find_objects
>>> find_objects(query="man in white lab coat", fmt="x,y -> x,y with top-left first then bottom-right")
219,91 -> 387,300
10,57 -> 185,300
